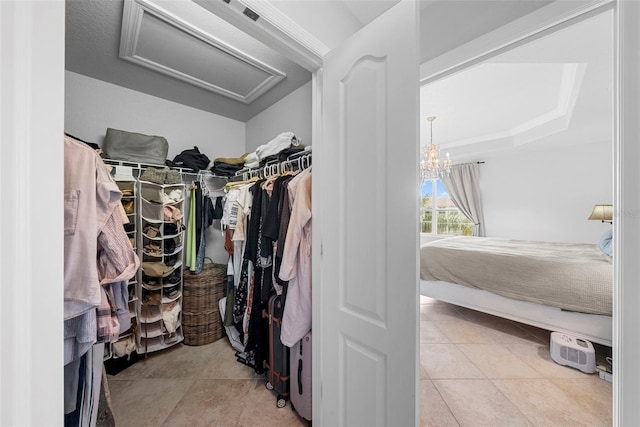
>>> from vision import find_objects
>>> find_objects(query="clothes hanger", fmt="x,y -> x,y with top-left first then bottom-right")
224,176 -> 259,193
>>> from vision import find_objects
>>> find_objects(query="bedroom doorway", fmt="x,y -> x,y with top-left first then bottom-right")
419,8 -> 613,246
417,3 -> 616,424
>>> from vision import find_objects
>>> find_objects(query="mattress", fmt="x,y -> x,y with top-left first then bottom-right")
420,236 -> 613,316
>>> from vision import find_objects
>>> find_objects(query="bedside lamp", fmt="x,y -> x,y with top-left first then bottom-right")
588,204 -> 613,224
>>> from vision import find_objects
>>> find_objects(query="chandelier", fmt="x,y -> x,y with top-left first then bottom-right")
420,116 -> 452,181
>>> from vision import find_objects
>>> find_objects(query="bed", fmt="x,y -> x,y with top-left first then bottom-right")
420,236 -> 613,346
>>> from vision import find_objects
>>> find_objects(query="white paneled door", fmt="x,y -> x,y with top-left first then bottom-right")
317,1 -> 420,425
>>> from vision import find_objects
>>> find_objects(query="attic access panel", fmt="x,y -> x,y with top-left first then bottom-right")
120,0 -> 286,104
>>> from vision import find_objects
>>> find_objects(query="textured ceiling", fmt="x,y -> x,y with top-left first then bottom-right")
65,0 -> 311,122
65,0 -> 558,123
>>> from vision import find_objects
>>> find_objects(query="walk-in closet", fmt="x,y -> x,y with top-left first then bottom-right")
5,0 -> 640,426
63,0 -> 316,424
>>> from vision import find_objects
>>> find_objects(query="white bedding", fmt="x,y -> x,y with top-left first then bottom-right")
420,236 -> 613,316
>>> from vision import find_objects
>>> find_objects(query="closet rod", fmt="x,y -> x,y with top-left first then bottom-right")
233,150 -> 313,181
103,158 -> 227,178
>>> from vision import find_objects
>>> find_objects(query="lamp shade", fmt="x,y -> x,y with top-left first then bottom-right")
588,204 -> 613,221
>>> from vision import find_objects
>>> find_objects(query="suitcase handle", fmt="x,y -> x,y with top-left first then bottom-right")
297,359 -> 303,394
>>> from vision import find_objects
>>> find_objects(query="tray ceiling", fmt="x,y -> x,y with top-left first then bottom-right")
420,10 -> 613,161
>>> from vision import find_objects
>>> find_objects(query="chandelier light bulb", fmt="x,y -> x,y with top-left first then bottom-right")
420,116 -> 452,181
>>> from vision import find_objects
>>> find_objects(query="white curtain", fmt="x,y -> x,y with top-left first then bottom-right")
440,163 -> 485,236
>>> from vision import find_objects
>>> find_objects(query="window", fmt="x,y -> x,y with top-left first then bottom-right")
420,179 -> 474,236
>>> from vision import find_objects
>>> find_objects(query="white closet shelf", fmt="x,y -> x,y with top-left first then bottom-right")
138,180 -> 185,188
142,231 -> 182,240
162,321 -> 182,337
137,336 -> 165,353
163,329 -> 183,346
115,331 -> 135,340
140,305 -> 162,323
141,249 -> 162,258
136,177 -> 185,354
164,247 -> 183,257
161,294 -> 182,304
139,320 -> 164,338
139,191 -> 184,206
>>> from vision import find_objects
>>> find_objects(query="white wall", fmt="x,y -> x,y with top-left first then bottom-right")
64,71 -> 244,264
65,71 -> 245,160
245,81 -> 312,152
480,140 -> 612,243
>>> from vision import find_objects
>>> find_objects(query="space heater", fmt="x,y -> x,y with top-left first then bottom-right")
550,332 -> 596,374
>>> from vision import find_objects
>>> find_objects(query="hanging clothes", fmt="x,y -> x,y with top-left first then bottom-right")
194,181 -> 203,255
103,281 -> 131,334
194,178 -> 219,273
262,174 -> 295,299
64,136 -> 122,320
182,176 -> 224,274
63,134 -> 140,424
279,168 -> 312,347
220,146 -> 312,365
228,182 -> 253,333
64,343 -> 105,427
185,184 -> 197,270
243,180 -> 265,356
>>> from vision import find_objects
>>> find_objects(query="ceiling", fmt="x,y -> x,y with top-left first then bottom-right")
420,9 -> 613,162
65,0 -> 554,123
65,0 -> 311,122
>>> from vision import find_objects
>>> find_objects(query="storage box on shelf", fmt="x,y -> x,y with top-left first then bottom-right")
137,177 -> 186,353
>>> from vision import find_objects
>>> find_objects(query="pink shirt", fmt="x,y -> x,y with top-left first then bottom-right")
64,136 -> 122,319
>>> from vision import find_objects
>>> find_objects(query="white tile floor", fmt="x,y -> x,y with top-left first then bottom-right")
105,296 -> 612,426
419,296 -> 612,427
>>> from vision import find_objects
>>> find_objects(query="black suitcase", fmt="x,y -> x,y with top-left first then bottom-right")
263,294 -> 290,408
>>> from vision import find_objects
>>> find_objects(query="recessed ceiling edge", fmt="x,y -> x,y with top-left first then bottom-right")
119,0 -> 287,104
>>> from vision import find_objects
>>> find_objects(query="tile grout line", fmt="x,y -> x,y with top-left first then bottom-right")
486,377 -> 537,426
420,302 -> 611,425
429,379 -> 462,427
157,378 -> 197,427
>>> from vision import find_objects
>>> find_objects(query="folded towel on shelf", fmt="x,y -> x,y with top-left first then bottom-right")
255,131 -> 296,161
214,153 -> 248,165
243,152 -> 260,169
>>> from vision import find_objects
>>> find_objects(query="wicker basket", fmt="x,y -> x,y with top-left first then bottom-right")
182,261 -> 227,346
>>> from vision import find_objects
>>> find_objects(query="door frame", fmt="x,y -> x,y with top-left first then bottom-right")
3,0 -> 640,424
419,0 -> 639,424
0,1 -> 66,425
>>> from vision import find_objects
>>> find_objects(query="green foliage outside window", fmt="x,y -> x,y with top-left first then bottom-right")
420,195 -> 474,236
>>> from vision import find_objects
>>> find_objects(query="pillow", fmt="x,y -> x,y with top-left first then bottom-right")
598,229 -> 613,257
